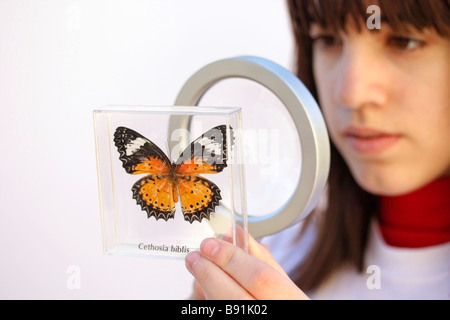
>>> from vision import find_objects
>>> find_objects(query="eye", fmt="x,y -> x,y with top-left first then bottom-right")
311,34 -> 342,50
387,36 -> 424,51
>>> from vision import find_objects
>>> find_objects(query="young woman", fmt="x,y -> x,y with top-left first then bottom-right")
184,0 -> 450,299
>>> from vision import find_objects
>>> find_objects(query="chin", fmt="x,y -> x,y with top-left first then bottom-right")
360,182 -> 412,196
351,169 -> 424,197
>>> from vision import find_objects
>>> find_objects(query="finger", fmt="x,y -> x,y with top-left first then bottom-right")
220,225 -> 289,278
199,238 -> 308,300
246,232 -> 289,277
219,224 -> 247,250
185,251 -> 255,300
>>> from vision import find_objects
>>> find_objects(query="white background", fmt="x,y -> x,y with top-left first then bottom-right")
0,0 -> 294,299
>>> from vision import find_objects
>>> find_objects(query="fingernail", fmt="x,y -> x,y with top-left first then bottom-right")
185,251 -> 201,270
200,238 -> 219,257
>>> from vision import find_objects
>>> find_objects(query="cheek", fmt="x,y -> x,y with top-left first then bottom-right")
313,60 -> 336,121
313,57 -> 332,102
314,74 -> 341,143
321,104 -> 340,146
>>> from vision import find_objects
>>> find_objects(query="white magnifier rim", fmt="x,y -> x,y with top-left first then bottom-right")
170,56 -> 330,238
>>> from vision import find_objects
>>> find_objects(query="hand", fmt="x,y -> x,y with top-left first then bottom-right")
185,229 -> 309,300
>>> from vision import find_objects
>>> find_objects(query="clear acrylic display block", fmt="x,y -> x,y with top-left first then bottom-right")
93,105 -> 248,258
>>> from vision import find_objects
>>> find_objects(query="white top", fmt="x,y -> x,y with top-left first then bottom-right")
260,220 -> 450,300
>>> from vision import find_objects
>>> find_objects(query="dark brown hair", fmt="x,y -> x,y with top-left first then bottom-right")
287,0 -> 450,291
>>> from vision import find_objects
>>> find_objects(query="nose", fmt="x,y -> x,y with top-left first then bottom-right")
334,44 -> 388,110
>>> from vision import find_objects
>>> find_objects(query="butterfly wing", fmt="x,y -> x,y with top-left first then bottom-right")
177,175 -> 221,223
132,175 -> 177,221
114,126 -> 171,175
114,127 -> 176,221
175,125 -> 232,174
174,125 -> 232,222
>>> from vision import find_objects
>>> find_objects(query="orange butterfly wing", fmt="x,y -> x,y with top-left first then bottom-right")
132,175 -> 177,221
174,125 -> 231,223
176,175 -> 221,223
114,127 -> 176,221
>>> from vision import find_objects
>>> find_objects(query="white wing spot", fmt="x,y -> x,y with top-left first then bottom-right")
126,137 -> 147,156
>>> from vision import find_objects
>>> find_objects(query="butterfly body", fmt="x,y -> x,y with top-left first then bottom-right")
114,125 -> 230,223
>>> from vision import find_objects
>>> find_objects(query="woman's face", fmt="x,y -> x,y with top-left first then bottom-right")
311,21 -> 450,195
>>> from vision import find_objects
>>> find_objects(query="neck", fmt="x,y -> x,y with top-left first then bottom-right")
377,176 -> 450,248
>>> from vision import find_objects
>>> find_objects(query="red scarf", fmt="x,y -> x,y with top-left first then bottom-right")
378,176 -> 450,248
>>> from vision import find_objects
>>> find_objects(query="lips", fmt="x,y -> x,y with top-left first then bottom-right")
343,127 -> 401,155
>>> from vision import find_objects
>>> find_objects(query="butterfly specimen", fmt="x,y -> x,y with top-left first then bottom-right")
113,125 -> 232,223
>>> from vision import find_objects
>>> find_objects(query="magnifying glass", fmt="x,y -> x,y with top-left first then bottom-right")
169,56 -> 330,238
